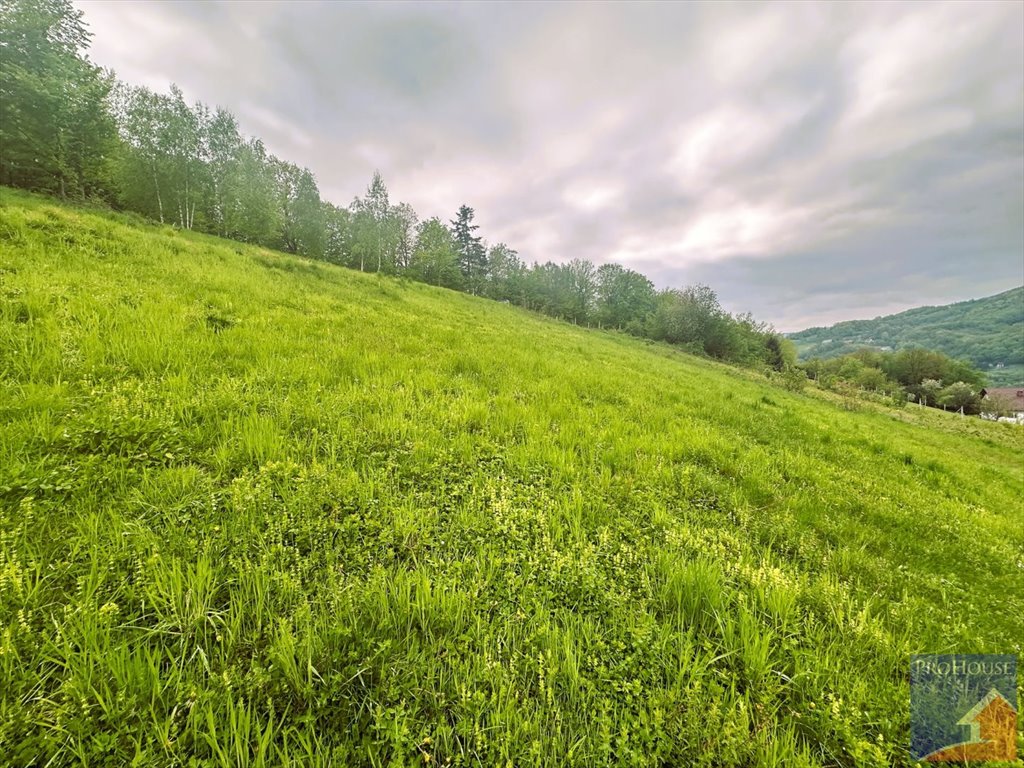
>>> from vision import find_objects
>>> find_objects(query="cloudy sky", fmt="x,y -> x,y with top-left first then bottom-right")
77,0 -> 1023,331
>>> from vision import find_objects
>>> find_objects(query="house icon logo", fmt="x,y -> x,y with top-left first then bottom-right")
922,688 -> 1017,762
910,655 -> 1018,762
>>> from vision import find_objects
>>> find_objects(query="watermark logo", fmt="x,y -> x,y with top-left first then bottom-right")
910,654 -> 1017,762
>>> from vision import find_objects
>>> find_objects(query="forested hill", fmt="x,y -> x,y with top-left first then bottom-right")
789,287 -> 1024,384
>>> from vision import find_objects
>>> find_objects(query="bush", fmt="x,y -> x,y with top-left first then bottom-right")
779,366 -> 809,392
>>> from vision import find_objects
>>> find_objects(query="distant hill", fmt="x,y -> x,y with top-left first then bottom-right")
789,287 -> 1024,386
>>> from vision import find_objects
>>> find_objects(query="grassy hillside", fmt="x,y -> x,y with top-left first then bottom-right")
789,287 -> 1024,385
1,188 -> 1022,767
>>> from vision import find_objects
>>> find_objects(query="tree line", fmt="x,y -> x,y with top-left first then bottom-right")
802,348 -> 987,413
1,0 -> 795,370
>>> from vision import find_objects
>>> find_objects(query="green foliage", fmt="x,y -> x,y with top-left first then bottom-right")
482,242 -> 525,303
410,217 -> 461,289
1,190 -> 1022,766
595,263 -> 655,331
939,381 -> 980,413
918,378 -> 943,407
884,348 -> 984,390
804,347 -> 990,414
777,365 -> 809,392
236,139 -> 282,245
645,286 -> 790,369
648,284 -> 727,350
854,366 -> 889,392
0,0 -> 116,198
450,204 -> 486,294
348,171 -> 399,273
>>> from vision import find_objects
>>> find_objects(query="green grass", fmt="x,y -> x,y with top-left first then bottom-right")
1,187 -> 1022,766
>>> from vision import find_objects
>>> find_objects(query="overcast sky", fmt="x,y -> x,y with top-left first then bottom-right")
77,0 -> 1023,331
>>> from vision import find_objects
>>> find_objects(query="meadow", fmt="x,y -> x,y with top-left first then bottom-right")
1,188 -> 1022,766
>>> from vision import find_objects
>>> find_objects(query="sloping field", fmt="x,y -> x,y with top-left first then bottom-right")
1,188 -> 1021,766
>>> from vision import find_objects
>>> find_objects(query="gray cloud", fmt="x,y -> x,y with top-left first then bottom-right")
77,0 -> 1023,331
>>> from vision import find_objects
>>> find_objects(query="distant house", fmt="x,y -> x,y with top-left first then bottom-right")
980,387 -> 1024,423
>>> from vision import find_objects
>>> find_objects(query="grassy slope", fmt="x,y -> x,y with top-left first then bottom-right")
1,188 -> 1022,767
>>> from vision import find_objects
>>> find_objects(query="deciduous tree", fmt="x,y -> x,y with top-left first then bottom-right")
0,0 -> 115,198
411,218 -> 461,289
